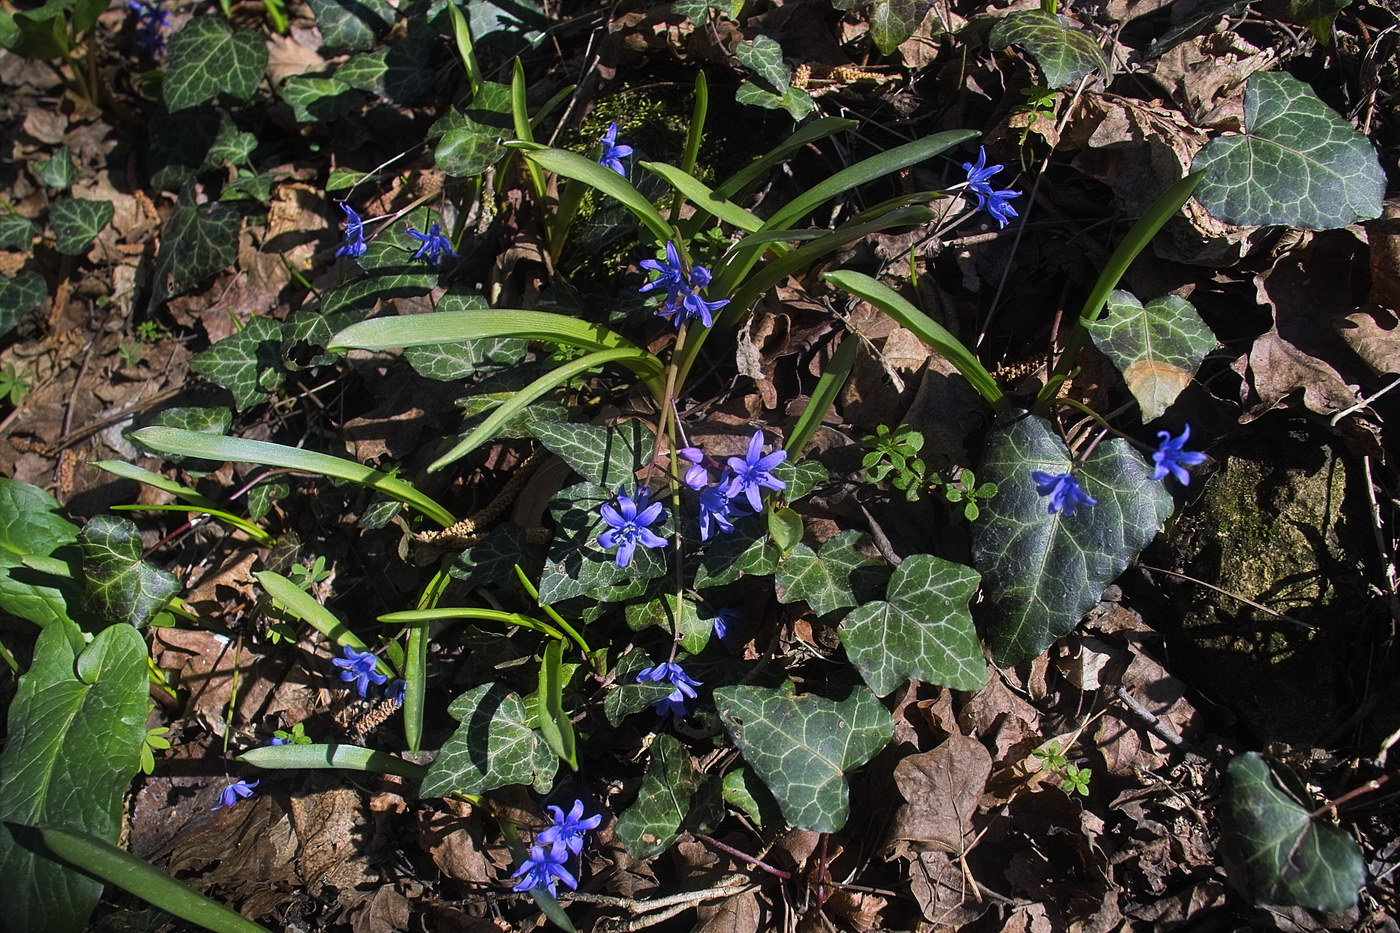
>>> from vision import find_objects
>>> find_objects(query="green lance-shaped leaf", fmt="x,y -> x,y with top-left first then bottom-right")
78,516 -> 181,628
419,683 -> 556,797
715,684 -> 893,833
971,412 -> 1173,665
840,554 -> 987,696
150,193 -> 240,306
254,571 -> 395,682
239,743 -> 427,779
1085,290 -> 1215,422
50,198 -> 113,256
713,116 -> 857,201
0,477 -> 81,628
1191,71 -> 1385,229
775,529 -> 885,617
0,621 -> 150,933
306,0 -> 393,52
163,15 -> 267,111
1222,752 -> 1364,913
536,639 -> 577,770
189,316 -> 286,411
988,10 -> 1108,89
614,734 -> 700,858
639,161 -> 764,232
869,0 -> 921,54
0,269 -> 46,337
515,144 -> 674,244
0,213 -> 38,250
734,35 -> 790,95
35,827 -> 273,933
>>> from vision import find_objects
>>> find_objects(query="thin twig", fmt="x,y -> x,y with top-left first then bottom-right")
1137,563 -> 1315,630
693,832 -> 792,879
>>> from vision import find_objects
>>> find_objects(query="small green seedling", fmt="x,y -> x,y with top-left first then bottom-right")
937,467 -> 999,521
0,362 -> 31,405
1033,741 -> 1092,796
861,424 -> 927,501
140,727 -> 171,775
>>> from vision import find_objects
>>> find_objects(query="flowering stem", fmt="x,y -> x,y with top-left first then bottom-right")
658,325 -> 690,663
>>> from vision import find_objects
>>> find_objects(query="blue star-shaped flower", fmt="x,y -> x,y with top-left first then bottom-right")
639,241 -> 688,308
598,486 -> 667,568
406,222 -> 457,265
537,800 -> 603,856
713,607 -> 741,640
656,264 -> 729,329
335,203 -> 367,258
722,430 -> 788,512
1151,425 -> 1208,484
598,122 -> 633,177
636,661 -> 701,717
127,0 -> 169,55
510,842 -> 577,897
1031,471 -> 1097,516
962,147 -> 1022,228
697,485 -> 736,541
210,779 -> 259,811
386,678 -> 407,705
331,645 -> 388,698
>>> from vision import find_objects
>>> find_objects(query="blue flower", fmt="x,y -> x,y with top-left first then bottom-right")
386,678 -> 407,705
1151,425 -> 1208,484
510,842 -> 577,897
961,147 -> 1021,228
697,485 -> 735,541
127,0 -> 169,55
636,661 -> 701,717
267,736 -> 289,746
713,607 -> 740,640
658,264 -> 728,329
678,447 -> 709,490
331,645 -> 388,698
639,241 -> 688,308
1031,471 -> 1097,516
723,431 -> 788,512
537,800 -> 603,856
598,486 -> 667,568
210,779 -> 259,811
335,203 -> 367,258
598,122 -> 633,177
406,222 -> 457,265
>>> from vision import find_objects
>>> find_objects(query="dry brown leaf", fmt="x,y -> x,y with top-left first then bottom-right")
1339,305 -> 1400,376
1146,32 -> 1275,123
265,31 -> 327,86
1367,197 -> 1400,308
418,803 -> 495,884
350,886 -> 412,933
957,675 -> 1041,764
692,887 -> 766,933
885,735 -> 991,859
150,627 -> 289,732
906,850 -> 989,928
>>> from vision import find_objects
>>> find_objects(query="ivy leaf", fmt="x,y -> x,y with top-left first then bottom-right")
78,516 -> 181,628
1223,752 -> 1363,913
208,111 -> 258,167
432,82 -> 512,177
147,106 -> 222,191
0,621 -> 150,933
0,478 -> 81,628
530,421 -> 654,489
1085,290 -> 1215,422
988,10 -> 1107,88
280,74 -> 357,123
150,191 -> 239,306
771,459 -> 827,501
419,683 -> 556,797
448,523 -> 529,590
0,270 -> 47,337
625,593 -> 712,655
320,270 -> 436,318
36,144 -> 77,189
840,554 -> 986,696
1287,0 -> 1354,39
603,647 -> 680,725
735,81 -> 815,120
775,529 -> 886,616
869,0 -> 920,54
734,36 -> 789,95
163,15 -> 268,111
538,481 -> 669,603
306,0 -> 393,52
50,198 -> 113,256
189,316 -> 286,410
1141,0 -> 1251,60
335,39 -> 436,102
971,412 -> 1173,666
715,684 -> 893,833
1191,71 -> 1384,229
694,516 -> 778,589
615,734 -> 701,859
0,214 -> 38,250
402,290 -> 525,381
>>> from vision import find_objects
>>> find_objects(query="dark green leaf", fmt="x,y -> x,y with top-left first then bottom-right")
50,198 -> 113,256
715,684 -> 893,832
775,529 -> 885,616
1086,291 -> 1215,421
840,554 -> 985,695
625,593 -> 712,655
971,412 -> 1174,665
693,516 -> 777,589
1288,0 -> 1353,38
0,213 -> 38,250
448,523 -> 529,589
734,36 -> 789,95
1141,0 -> 1253,60
432,106 -> 507,177
78,516 -> 181,628
2,1 -> 68,59
208,113 -> 257,167
0,621 -> 149,933
135,406 -> 232,475
0,478 -> 80,628
219,171 -> 281,204
672,0 -> 712,24
0,270 -> 47,336
734,81 -> 815,120
246,478 -> 289,522
307,0 -> 394,52
771,459 -> 827,502
280,74 -> 358,123
150,194 -> 239,310
1191,71 -> 1385,229
147,107 -> 222,191
37,144 -> 77,189
403,293 -> 527,380
615,734 -> 699,858
335,38 -> 436,102
603,647 -> 680,724
988,10 -> 1107,88
320,270 -> 436,317
419,683 -> 556,796
869,0 -> 920,54
1223,752 -> 1364,913
163,15 -> 268,111
530,420 -> 654,489
189,317 -> 286,410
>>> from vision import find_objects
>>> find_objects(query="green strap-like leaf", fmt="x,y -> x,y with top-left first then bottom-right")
78,516 -> 181,628
239,743 -> 427,778
1085,290 -> 1215,421
841,554 -> 986,695
1191,71 -> 1385,229
639,161 -> 764,232
418,684 -> 556,796
971,412 -> 1174,665
517,145 -> 674,244
714,684 -> 893,832
988,10 -> 1108,88
162,15 -> 268,111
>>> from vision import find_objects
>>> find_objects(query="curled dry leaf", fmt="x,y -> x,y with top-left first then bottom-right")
885,735 -> 992,859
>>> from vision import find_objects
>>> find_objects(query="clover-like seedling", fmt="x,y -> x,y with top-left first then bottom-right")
939,467 -> 999,521
140,726 -> 171,775
861,424 -> 927,501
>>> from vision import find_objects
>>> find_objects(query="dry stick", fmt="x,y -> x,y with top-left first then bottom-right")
1136,563 -> 1315,630
550,875 -> 756,911
1359,454 -> 1400,633
1112,685 -> 1187,749
692,832 -> 792,879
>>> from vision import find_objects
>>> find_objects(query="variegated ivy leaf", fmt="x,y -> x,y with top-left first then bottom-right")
615,734 -> 706,859
189,316 -> 286,410
715,684 -> 893,833
603,647 -> 681,725
840,554 -> 986,696
0,270 -> 46,336
774,529 -> 887,616
448,523 -> 529,590
280,75 -> 357,124
432,82 -> 513,177
735,36 -> 789,95
0,214 -> 38,250
869,0 -> 921,54
320,270 -> 436,318
625,593 -> 712,655
150,191 -> 239,306
335,39 -> 436,103
694,516 -> 778,588
163,15 -> 267,112
988,10 -> 1107,89
971,412 -> 1173,665
403,290 -> 526,381
36,144 -> 77,189
735,81 -> 815,121
1191,71 -> 1384,229
538,481 -> 669,604
1086,290 -> 1215,422
419,683 -> 555,797
50,198 -> 112,256
78,516 -> 181,628
771,459 -> 827,501
531,421 -> 655,490
306,0 -> 393,52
